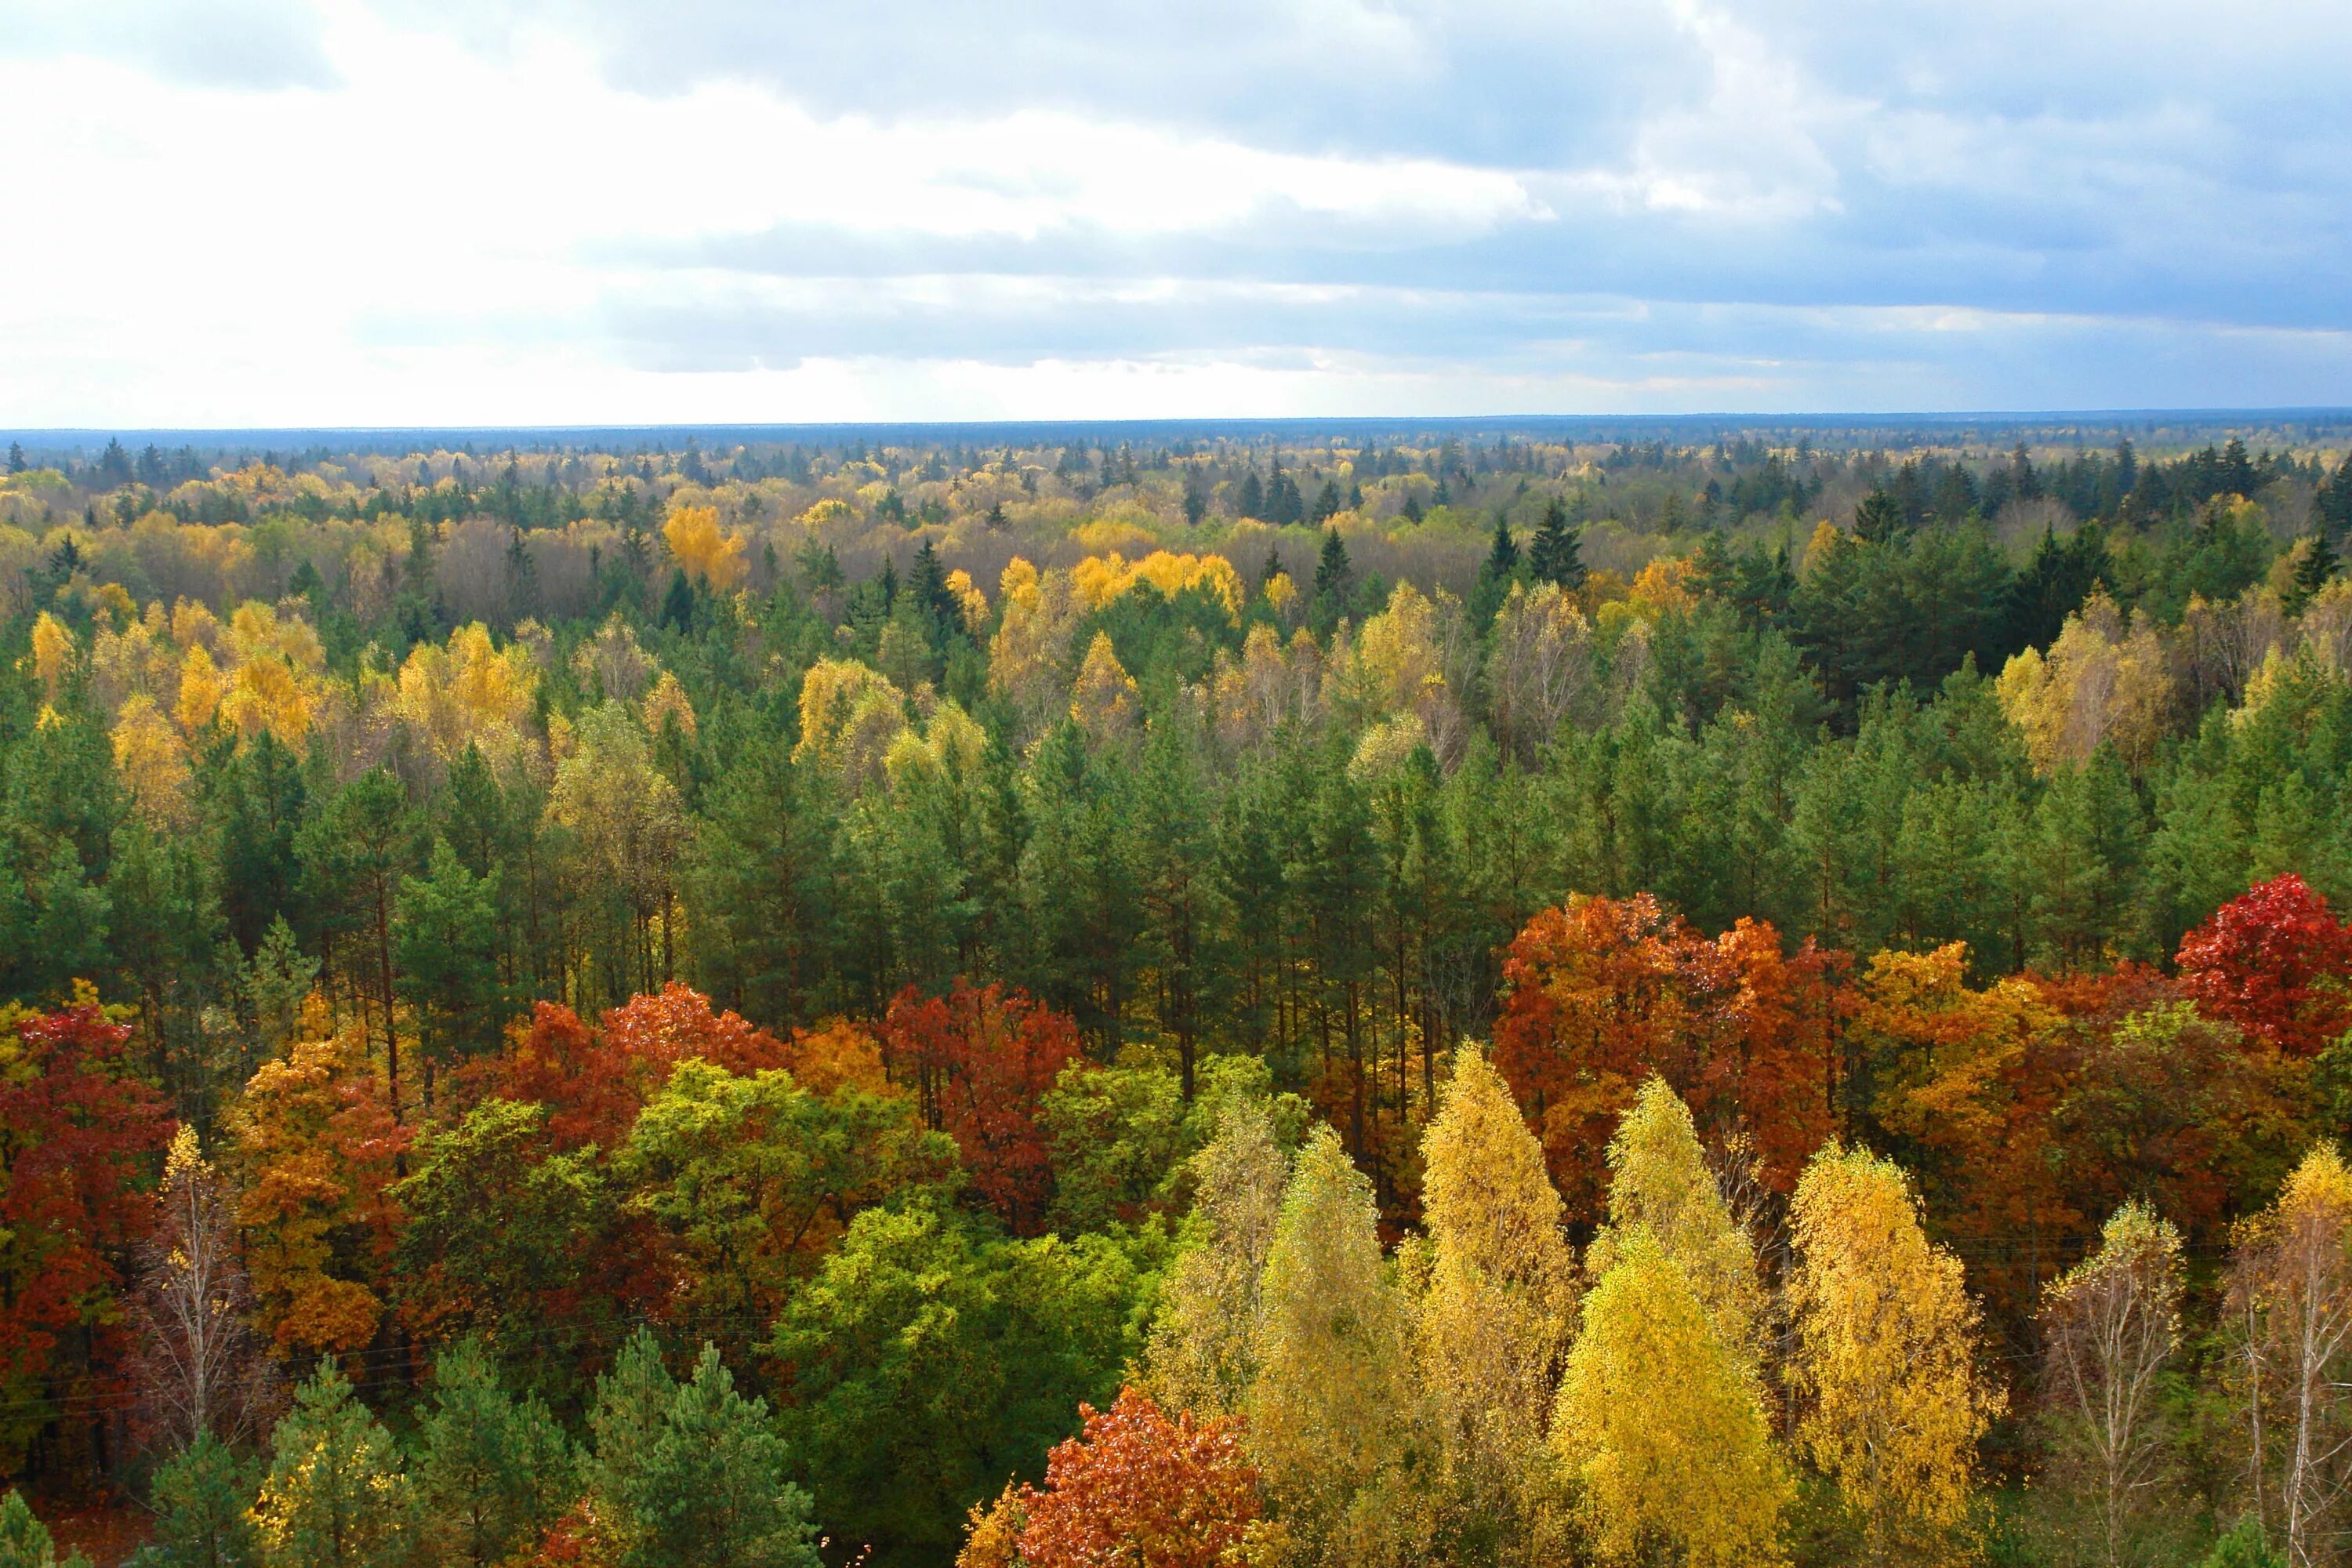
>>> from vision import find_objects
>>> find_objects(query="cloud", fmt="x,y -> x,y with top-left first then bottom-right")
0,0 -> 2347,423
0,0 -> 339,89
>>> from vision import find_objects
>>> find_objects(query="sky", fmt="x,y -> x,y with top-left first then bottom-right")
2,0 -> 2349,426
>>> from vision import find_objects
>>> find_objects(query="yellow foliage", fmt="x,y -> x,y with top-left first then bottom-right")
1417,1050 -> 1577,1540
642,669 -> 697,742
794,657 -> 909,789
1626,556 -> 1697,618
169,642 -> 222,734
1995,591 -> 2172,773
29,611 -> 71,699
1588,1076 -> 1769,1378
1070,630 -> 1139,744
1070,550 -> 1244,619
217,651 -> 317,746
989,561 -> 1081,737
1789,1143 -> 2004,1565
664,503 -> 747,590
1554,1226 -> 1791,1568
113,695 -> 194,830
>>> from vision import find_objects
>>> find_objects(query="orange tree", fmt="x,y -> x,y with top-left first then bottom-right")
1491,894 -> 1838,1222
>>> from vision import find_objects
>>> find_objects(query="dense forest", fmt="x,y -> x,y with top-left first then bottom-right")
7,418 -> 2352,1567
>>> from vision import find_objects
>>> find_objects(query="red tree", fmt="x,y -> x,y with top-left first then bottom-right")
883,980 -> 1078,1233
1015,1388 -> 1262,1568
1492,895 -> 1839,1221
2177,874 -> 2352,1058
0,1004 -> 171,1478
498,985 -> 791,1150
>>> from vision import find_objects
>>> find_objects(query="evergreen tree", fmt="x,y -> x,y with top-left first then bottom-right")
588,1331 -> 821,1568
1526,499 -> 1584,587
394,837 -> 503,1085
412,1339 -> 573,1568
250,1363 -> 416,1568
2294,525 -> 2338,610
1854,487 -> 1908,546
1312,528 -> 1354,619
6,442 -> 24,474
134,1434 -> 261,1568
0,1492 -> 90,1568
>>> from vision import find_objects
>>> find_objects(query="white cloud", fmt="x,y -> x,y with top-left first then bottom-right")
0,0 -> 2346,423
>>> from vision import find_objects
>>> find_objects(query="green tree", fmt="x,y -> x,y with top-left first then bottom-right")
132,1434 -> 260,1568
394,837 -> 503,1094
1526,498 -> 1584,588
587,1331 -> 821,1568
251,1363 -> 416,1568
412,1338 -> 574,1568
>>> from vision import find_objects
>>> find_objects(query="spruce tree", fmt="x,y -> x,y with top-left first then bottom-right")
1527,498 -> 1584,586
2295,525 -> 2338,608
1312,527 -> 1353,613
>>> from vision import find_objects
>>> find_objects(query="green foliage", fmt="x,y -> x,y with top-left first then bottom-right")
411,1339 -> 574,1568
0,1491 -> 91,1568
251,1363 -> 416,1568
586,1330 -> 820,1568
133,1433 -> 262,1568
767,1204 -> 1164,1564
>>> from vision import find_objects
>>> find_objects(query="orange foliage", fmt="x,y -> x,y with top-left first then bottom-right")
785,1017 -> 895,1098
1492,895 -> 1838,1222
233,1030 -> 408,1353
1013,1388 -> 1263,1568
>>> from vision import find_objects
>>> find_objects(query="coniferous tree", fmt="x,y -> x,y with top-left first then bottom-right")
250,1363 -> 416,1568
412,1340 -> 574,1568
133,1434 -> 261,1568
1526,499 -> 1583,587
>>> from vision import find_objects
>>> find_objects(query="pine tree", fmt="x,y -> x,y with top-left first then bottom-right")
5,442 -> 24,474
0,1492 -> 90,1568
136,1433 -> 261,1568
589,1332 -> 822,1568
250,1363 -> 416,1568
2294,526 -> 2338,610
1483,513 -> 1519,579
1854,488 -> 1907,545
412,1339 -> 574,1568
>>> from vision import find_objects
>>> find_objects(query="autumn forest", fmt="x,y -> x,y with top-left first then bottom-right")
9,417 -> 2352,1568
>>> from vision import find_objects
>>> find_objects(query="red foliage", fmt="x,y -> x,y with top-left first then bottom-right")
498,985 -> 790,1150
1016,1388 -> 1263,1568
1492,895 -> 1840,1221
882,979 -> 1078,1234
0,1005 -> 171,1465
2177,874 -> 2352,1057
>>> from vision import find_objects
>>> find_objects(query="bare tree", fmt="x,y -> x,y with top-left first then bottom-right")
131,1127 -> 278,1451
2040,1201 -> 2183,1568
2230,1145 -> 2352,1568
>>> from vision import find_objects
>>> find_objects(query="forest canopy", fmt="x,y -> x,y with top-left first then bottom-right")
7,417 -> 2352,1566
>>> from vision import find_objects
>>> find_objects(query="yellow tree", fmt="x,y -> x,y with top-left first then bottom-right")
1145,1098 -> 1292,1421
1788,1144 -> 2004,1566
1414,1050 -> 1577,1558
1070,631 -> 1139,747
1249,1126 -> 1432,1568
2039,1201 -> 2184,1568
664,503 -> 746,590
1588,1074 -> 1769,1379
2229,1144 -> 2352,1568
1553,1226 -> 1791,1568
